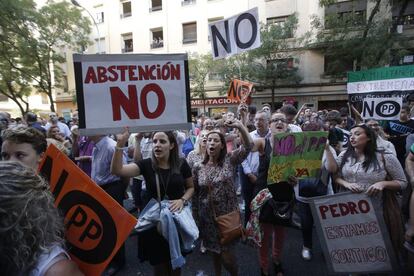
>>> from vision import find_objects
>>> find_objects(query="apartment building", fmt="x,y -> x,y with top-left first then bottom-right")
54,0 -> 414,116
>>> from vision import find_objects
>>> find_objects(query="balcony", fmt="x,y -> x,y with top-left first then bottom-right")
149,5 -> 162,12
150,40 -> 164,49
182,0 -> 196,6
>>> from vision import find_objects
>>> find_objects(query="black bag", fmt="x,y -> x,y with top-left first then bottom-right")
259,197 -> 295,226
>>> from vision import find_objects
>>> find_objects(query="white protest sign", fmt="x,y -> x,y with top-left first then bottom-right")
362,97 -> 402,120
310,193 -> 397,274
73,54 -> 191,135
208,7 -> 261,60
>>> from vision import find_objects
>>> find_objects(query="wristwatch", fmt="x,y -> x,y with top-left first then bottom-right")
181,197 -> 188,206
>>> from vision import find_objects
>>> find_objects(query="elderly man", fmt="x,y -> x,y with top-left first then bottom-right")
44,112 -> 71,138
240,110 -> 271,224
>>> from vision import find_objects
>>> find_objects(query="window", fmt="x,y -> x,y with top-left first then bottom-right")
96,11 -> 104,23
122,33 -> 133,53
150,0 -> 162,12
392,1 -> 414,25
325,0 -> 367,28
208,17 -> 223,41
151,28 -> 164,49
393,14 -> 414,26
324,55 -> 354,75
121,1 -> 132,18
183,22 -> 197,44
266,16 -> 293,38
95,37 -> 106,54
267,58 -> 294,71
182,0 -> 196,6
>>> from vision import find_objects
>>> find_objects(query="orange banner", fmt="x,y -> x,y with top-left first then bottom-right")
227,79 -> 253,103
39,145 -> 137,276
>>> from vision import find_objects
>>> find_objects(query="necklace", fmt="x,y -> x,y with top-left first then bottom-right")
158,169 -> 171,200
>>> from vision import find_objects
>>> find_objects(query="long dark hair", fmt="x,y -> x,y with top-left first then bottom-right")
202,131 -> 227,166
340,124 -> 379,171
151,131 -> 181,174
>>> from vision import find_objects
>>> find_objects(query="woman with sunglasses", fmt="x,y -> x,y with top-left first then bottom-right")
186,129 -> 209,169
250,112 -> 297,276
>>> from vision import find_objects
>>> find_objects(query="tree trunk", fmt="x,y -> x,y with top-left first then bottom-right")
271,80 -> 276,112
47,92 -> 55,112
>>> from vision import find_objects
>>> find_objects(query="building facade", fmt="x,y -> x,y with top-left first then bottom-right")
53,0 -> 414,116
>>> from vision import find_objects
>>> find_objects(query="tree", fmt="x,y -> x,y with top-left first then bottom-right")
245,14 -> 302,110
0,0 -> 91,114
309,0 -> 412,78
188,53 -> 221,114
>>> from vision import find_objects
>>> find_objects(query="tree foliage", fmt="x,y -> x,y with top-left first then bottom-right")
309,0 -> 412,78
0,0 -> 91,115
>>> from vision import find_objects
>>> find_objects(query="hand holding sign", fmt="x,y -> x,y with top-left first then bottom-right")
116,127 -> 130,147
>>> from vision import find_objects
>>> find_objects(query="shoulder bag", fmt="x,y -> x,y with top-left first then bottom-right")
259,183 -> 295,226
207,171 -> 244,245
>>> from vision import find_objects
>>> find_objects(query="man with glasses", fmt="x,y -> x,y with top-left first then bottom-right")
240,110 -> 271,225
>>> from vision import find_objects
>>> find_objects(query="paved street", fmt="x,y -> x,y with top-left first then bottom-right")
118,198 -> 330,276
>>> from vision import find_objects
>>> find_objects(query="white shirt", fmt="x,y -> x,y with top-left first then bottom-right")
45,121 -> 71,138
288,124 -> 302,133
241,129 -> 271,175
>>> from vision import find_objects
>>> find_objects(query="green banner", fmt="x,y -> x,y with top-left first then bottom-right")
267,131 -> 328,184
347,65 -> 414,83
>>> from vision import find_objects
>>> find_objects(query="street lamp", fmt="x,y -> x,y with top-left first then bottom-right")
71,0 -> 101,54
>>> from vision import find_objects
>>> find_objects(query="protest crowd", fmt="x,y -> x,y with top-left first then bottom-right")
1,95 -> 414,276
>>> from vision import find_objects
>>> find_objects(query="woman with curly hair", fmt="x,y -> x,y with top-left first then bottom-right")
0,161 -> 83,276
1,126 -> 47,171
46,125 -> 71,155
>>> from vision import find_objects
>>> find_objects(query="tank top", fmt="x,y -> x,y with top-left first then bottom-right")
29,245 -> 70,276
255,138 -> 294,201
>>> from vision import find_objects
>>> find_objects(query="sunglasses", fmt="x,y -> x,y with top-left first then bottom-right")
271,118 -> 287,123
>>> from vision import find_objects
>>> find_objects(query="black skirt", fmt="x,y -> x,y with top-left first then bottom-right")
137,226 -> 170,266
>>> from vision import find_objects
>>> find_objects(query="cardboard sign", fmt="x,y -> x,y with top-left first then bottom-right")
362,97 -> 402,120
73,53 -> 192,136
227,79 -> 253,103
208,7 -> 261,60
267,131 -> 327,184
310,193 -> 397,274
39,144 -> 137,276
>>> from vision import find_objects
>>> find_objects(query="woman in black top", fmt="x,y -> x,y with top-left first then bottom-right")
111,129 -> 194,276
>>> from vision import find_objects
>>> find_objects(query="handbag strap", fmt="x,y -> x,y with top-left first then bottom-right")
155,172 -> 162,212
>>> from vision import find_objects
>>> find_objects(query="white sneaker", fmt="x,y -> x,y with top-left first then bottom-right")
301,247 -> 312,261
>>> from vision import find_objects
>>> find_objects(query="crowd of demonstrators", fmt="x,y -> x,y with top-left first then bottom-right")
2,99 -> 414,276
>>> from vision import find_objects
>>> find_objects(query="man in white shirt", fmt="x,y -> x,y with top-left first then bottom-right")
44,112 -> 71,139
240,110 -> 271,224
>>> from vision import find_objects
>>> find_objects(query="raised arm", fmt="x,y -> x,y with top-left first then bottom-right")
110,127 -> 141,177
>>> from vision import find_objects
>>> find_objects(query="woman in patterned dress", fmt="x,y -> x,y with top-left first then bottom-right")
192,116 -> 252,276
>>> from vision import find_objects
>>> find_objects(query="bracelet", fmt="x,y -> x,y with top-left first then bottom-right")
181,197 -> 188,206
115,146 -> 126,151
